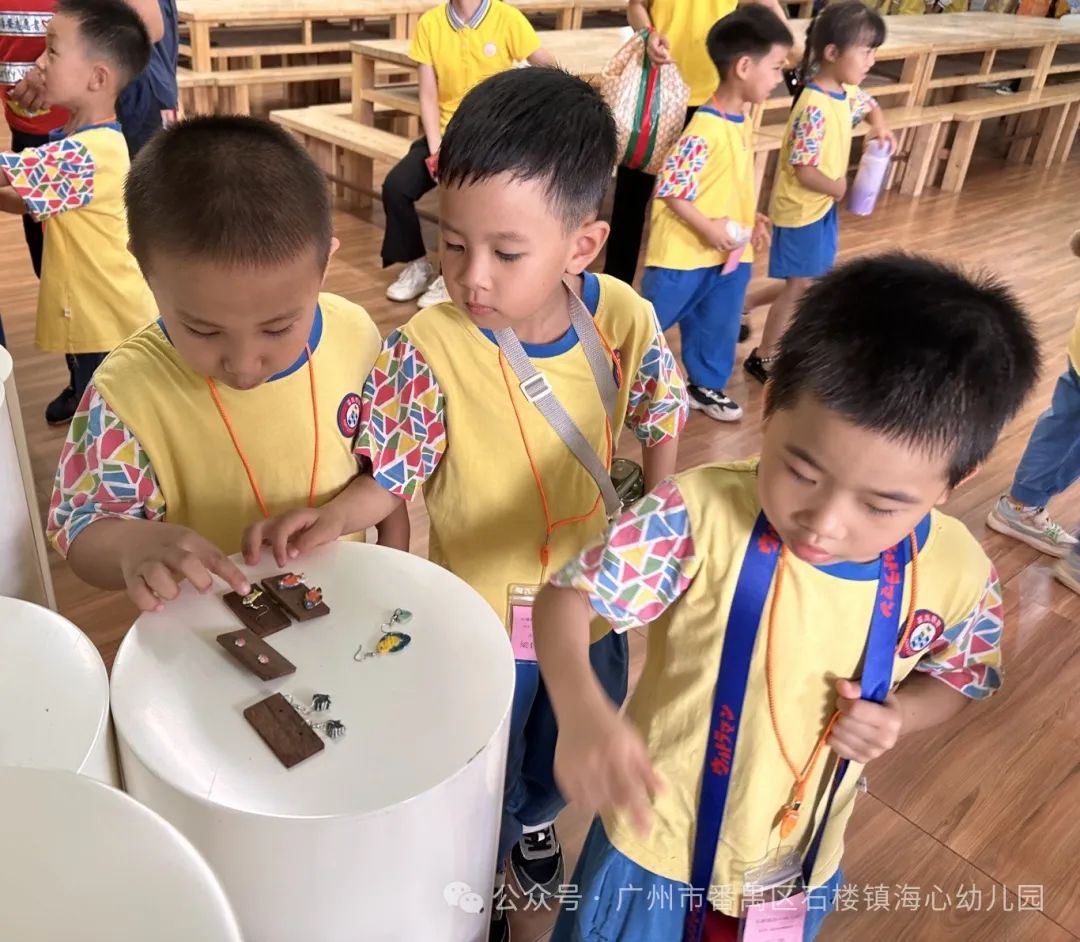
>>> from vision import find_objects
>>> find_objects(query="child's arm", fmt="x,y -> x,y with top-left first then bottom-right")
527,47 -> 557,68
244,329 -> 447,565
374,501 -> 410,552
661,197 -> 741,253
48,384 -> 250,611
627,0 -> 672,64
0,137 -> 97,221
861,100 -> 897,151
829,566 -> 1003,763
535,480 -> 698,832
625,310 -> 688,493
534,585 -> 661,834
417,64 -> 442,160
0,185 -> 26,215
793,164 -> 847,202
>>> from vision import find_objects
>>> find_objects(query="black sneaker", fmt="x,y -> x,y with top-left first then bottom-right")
743,349 -> 773,386
45,385 -> 78,426
687,384 -> 743,422
738,319 -> 751,343
510,826 -> 565,900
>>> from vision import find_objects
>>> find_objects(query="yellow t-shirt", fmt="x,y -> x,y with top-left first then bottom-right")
0,123 -> 155,354
409,0 -> 541,132
1067,306 -> 1080,371
356,273 -> 687,633
646,106 -> 756,271
555,462 -> 1003,910
649,0 -> 737,107
90,294 -> 382,554
770,83 -> 876,229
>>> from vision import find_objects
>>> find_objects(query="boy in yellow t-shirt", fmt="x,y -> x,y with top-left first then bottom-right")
249,69 -> 688,940
46,116 -> 407,612
535,255 -> 1039,941
380,0 -> 554,308
641,7 -> 792,424
0,0 -> 156,426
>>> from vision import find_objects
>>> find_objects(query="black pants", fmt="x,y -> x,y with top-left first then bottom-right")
380,137 -> 435,268
10,129 -> 47,279
67,352 -> 107,401
603,70 -> 805,286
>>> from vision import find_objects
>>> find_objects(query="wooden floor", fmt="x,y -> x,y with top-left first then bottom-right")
3,121 -> 1080,939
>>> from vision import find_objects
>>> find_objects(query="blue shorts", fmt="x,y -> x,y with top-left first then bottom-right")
769,204 -> 839,280
640,262 -> 751,390
553,817 -> 843,942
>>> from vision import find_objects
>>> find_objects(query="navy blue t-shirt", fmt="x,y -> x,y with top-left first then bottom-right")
117,0 -> 178,156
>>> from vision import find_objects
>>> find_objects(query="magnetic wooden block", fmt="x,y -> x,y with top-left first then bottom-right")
244,693 -> 324,769
261,574 -> 330,622
216,628 -> 296,681
222,588 -> 290,637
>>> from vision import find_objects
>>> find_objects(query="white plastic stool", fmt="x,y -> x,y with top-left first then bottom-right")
0,596 -> 117,784
0,766 -> 242,941
0,345 -> 54,607
111,542 -> 514,942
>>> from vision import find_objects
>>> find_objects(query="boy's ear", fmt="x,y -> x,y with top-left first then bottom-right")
320,237 -> 341,286
564,219 -> 609,276
939,465 -> 980,504
89,62 -> 109,93
733,54 -> 752,82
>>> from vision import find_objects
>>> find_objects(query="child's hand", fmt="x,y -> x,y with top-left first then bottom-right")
553,700 -> 663,837
424,151 -> 439,182
751,213 -> 772,253
242,505 -> 347,567
832,176 -> 849,202
119,523 -> 250,613
705,216 -> 740,253
828,678 -> 903,763
646,29 -> 673,65
867,126 -> 897,153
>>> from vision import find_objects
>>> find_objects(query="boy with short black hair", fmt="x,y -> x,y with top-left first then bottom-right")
249,68 -> 688,940
535,253 -> 1039,941
47,115 -> 406,612
641,6 -> 793,423
0,0 -> 155,425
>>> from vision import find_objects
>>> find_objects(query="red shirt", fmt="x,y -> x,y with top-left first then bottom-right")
1,0 -> 66,135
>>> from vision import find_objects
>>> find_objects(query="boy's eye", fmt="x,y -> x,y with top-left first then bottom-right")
866,505 -> 898,518
444,241 -> 465,253
787,464 -> 814,485
495,251 -> 522,263
264,324 -> 294,337
184,324 -> 219,338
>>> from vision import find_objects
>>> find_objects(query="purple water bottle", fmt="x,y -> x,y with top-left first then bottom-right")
848,139 -> 893,217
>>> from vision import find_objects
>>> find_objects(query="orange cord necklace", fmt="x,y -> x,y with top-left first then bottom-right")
768,532 -> 920,840
496,314 -> 624,580
205,345 -> 320,519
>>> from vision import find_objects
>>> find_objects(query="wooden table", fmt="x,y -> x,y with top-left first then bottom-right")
178,0 -> 626,72
350,25 -> 627,122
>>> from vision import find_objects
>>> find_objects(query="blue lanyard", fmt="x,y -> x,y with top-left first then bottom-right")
683,512 -> 908,941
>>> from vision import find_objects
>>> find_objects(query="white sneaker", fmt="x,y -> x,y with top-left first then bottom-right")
386,258 -> 434,302
416,275 -> 450,309
687,384 -> 743,422
986,496 -> 1077,557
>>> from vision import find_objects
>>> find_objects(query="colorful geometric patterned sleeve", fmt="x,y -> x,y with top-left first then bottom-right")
789,104 -> 826,167
46,384 -> 166,557
550,479 -> 699,632
914,567 -> 1004,699
0,137 -> 95,221
354,329 -> 447,501
625,309 -> 689,446
849,87 -> 877,126
654,135 -> 709,201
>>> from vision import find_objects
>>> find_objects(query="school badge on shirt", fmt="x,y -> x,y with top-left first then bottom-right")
337,392 -> 362,437
900,610 -> 945,658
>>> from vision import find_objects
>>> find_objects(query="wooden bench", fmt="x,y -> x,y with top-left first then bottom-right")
939,84 -> 1080,192
270,102 -> 411,207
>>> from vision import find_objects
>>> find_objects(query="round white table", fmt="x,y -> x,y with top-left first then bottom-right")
0,766 -> 242,942
0,596 -> 117,784
111,542 -> 515,942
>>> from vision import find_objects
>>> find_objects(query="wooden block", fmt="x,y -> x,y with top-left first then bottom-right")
222,587 -> 291,637
262,573 -> 331,622
216,628 -> 296,681
244,693 -> 323,769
